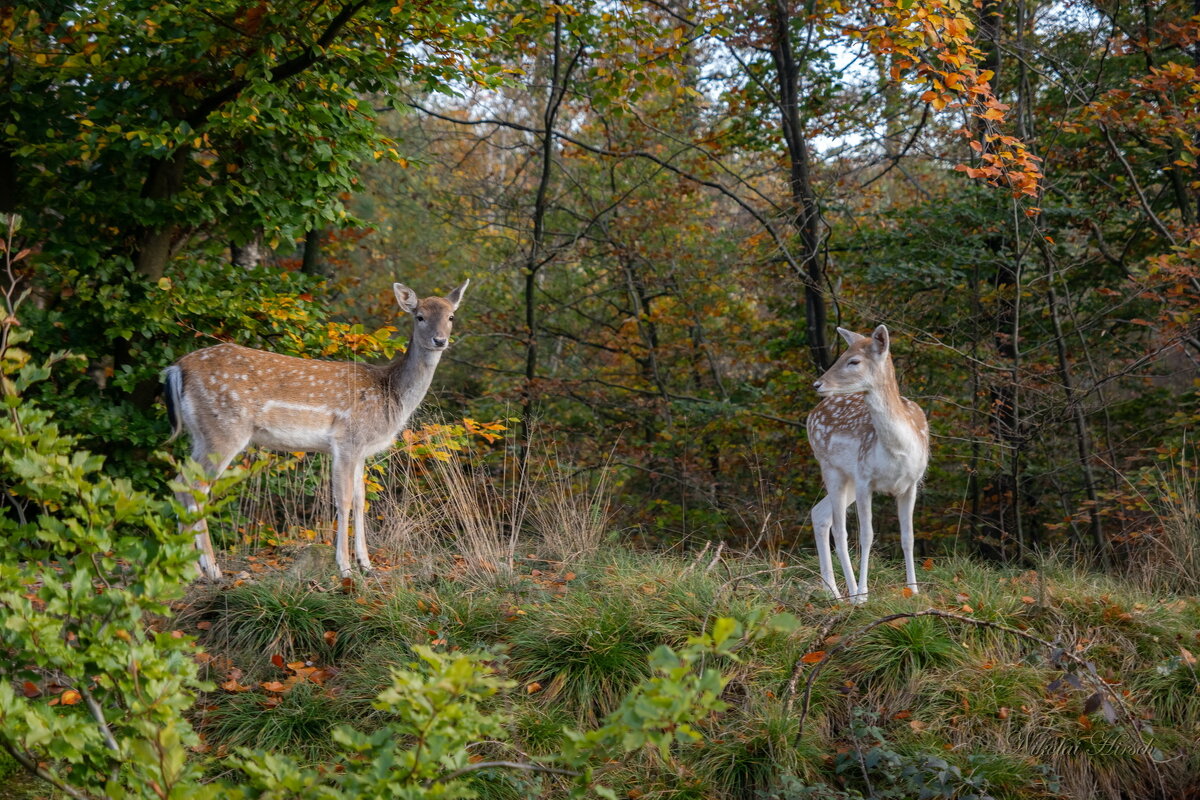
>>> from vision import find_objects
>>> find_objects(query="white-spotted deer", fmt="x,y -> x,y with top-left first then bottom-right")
163,280 -> 468,580
806,325 -> 929,604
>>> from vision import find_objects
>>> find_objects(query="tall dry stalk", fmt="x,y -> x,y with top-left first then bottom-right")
528,452 -> 613,562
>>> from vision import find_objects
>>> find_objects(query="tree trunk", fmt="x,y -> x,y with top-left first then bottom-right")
301,228 -> 324,276
231,228 -> 265,269
521,13 -> 569,465
133,148 -> 191,279
769,0 -> 830,371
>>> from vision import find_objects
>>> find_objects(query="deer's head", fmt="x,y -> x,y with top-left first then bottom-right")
394,279 -> 470,352
813,325 -> 893,395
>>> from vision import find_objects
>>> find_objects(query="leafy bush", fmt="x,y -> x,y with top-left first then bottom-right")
0,237 -> 210,796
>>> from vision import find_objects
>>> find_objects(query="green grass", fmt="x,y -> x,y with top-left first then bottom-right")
177,547 -> 1200,798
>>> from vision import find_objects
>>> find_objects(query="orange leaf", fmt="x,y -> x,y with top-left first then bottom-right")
1021,596 -> 1036,604
220,679 -> 250,693
997,707 -> 1010,719
324,630 -> 338,646
526,682 -> 543,694
21,681 -> 40,698
60,689 -> 82,706
271,654 -> 285,670
260,681 -> 288,693
801,651 -> 826,664
902,587 -> 915,598
196,621 -> 212,631
921,558 -> 934,570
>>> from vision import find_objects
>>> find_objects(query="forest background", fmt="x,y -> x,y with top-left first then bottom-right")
3,1 -> 1200,798
5,0 -> 1199,566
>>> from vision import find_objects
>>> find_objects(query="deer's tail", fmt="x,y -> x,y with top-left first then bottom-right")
162,365 -> 185,443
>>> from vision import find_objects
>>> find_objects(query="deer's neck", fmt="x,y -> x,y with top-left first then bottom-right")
386,342 -> 443,425
863,365 -> 920,453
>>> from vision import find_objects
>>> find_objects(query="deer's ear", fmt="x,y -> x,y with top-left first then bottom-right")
393,283 -> 420,314
447,278 -> 469,310
872,324 -> 890,354
836,327 -> 866,346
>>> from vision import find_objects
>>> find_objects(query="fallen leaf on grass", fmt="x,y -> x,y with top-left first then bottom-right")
801,651 -> 826,664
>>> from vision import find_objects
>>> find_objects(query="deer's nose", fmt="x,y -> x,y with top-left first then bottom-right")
433,337 -> 448,348
813,380 -> 823,390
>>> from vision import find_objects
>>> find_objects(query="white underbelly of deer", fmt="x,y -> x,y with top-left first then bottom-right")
250,402 -> 340,452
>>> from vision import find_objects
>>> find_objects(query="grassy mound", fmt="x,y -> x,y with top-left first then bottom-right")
183,549 -> 1200,799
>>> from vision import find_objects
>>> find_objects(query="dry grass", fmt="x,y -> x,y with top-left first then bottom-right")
220,416 -> 619,584
1115,452 -> 1200,595
527,451 -> 613,562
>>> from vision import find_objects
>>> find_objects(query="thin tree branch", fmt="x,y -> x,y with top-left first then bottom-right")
0,738 -> 98,800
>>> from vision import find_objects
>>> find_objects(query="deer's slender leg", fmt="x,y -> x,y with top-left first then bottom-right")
811,495 -> 839,598
180,437 -> 244,582
829,478 -> 860,603
897,485 -> 919,595
855,483 -> 875,603
352,458 -> 372,573
330,448 -> 356,579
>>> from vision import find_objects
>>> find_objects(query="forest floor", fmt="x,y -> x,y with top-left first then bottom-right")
146,542 -> 1200,800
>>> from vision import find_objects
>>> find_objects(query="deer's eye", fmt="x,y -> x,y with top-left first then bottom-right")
847,359 -> 860,366
449,315 -> 455,321
417,315 -> 425,322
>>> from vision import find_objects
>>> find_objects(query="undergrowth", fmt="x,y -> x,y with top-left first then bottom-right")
183,549 -> 1200,799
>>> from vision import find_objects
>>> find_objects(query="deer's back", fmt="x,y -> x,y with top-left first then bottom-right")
176,344 -> 391,452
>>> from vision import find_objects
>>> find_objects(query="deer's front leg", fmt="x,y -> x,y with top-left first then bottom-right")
330,451 -> 355,579
854,484 -> 874,604
811,495 -> 839,599
897,485 -> 919,596
830,482 -> 860,603
352,460 -> 372,574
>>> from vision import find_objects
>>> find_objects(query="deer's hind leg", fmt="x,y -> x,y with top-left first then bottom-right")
179,430 -> 249,582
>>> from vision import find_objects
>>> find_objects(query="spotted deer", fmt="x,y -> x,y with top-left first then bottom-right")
163,280 -> 469,580
806,325 -> 929,604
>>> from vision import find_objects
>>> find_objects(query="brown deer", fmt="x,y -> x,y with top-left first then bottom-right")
807,325 -> 929,604
163,280 -> 468,580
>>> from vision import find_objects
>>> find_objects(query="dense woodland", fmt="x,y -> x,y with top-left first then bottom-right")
2,0 -> 1200,797
6,0 -> 1200,562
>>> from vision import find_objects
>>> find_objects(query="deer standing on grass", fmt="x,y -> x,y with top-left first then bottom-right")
807,325 -> 929,604
163,280 -> 469,580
